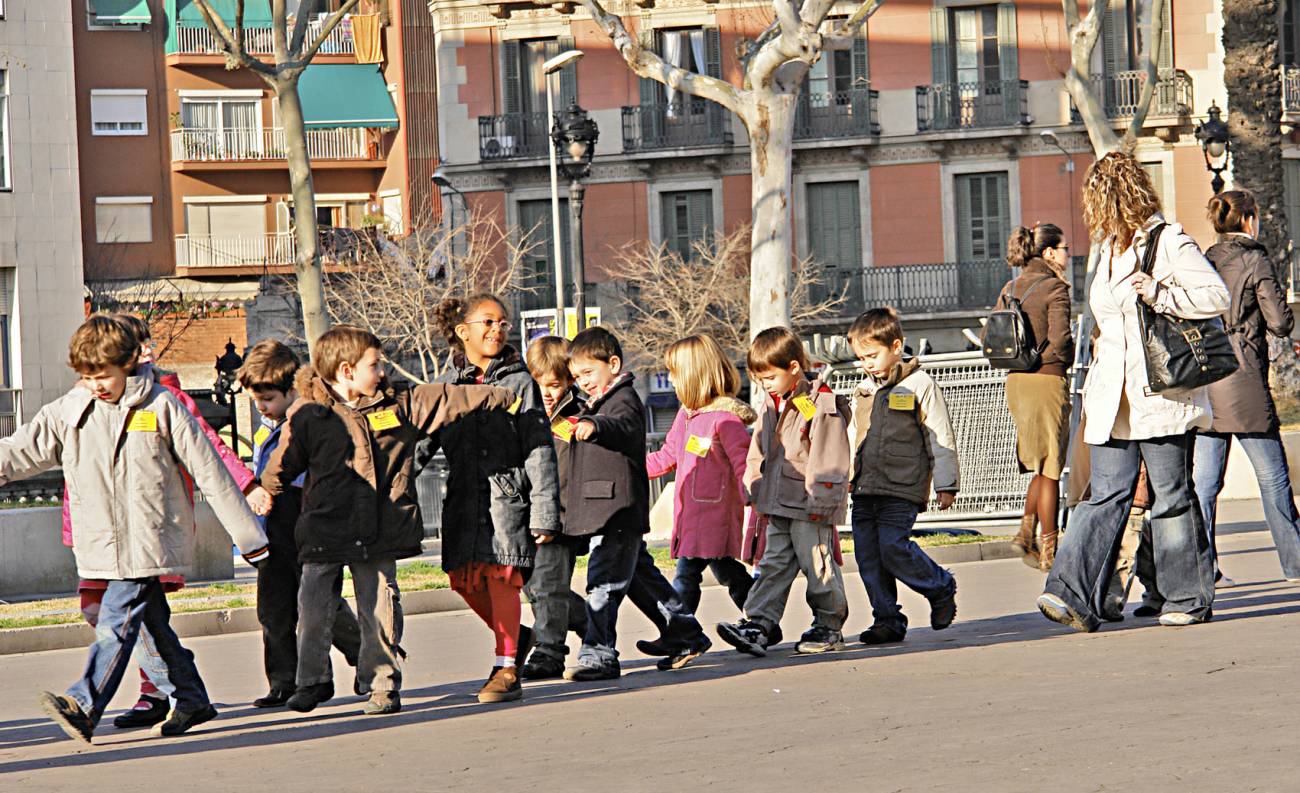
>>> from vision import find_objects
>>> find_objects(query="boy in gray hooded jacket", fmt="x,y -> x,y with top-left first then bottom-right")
0,316 -> 270,744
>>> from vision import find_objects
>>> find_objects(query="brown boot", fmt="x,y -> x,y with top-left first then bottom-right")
1012,515 -> 1040,568
478,667 -> 523,704
1039,525 -> 1058,573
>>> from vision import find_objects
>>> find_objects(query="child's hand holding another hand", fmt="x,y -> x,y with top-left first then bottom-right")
573,420 -> 596,441
936,492 -> 956,511
245,485 -> 272,516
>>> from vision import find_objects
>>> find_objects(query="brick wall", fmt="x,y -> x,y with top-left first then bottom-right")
153,311 -> 248,373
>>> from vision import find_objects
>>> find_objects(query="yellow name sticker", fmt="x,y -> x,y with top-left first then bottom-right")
507,396 -> 522,415
366,409 -> 401,431
126,410 -> 157,433
253,427 -> 271,448
791,395 -> 817,421
552,418 -> 576,442
888,392 -> 916,411
685,434 -> 712,457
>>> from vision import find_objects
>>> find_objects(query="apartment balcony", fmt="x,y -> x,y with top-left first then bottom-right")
478,112 -> 552,161
174,229 -> 373,275
621,100 -> 732,154
169,127 -> 387,170
815,260 -> 1010,317
170,18 -> 355,60
1283,65 -> 1300,127
1092,69 -> 1193,120
795,88 -> 881,141
916,80 -> 1029,133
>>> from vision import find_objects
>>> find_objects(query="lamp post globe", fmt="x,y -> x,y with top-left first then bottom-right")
551,104 -> 599,334
1194,102 -> 1231,195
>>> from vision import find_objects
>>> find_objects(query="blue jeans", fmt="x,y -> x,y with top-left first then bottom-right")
851,495 -> 955,634
1193,431 -> 1300,579
1046,435 -> 1214,631
67,579 -> 208,726
673,556 -> 753,614
579,532 -> 705,665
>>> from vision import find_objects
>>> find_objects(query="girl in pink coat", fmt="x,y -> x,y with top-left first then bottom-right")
647,334 -> 757,614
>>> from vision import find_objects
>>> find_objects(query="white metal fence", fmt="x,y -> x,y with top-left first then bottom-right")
825,351 -> 1032,522
170,127 -> 375,162
175,233 -> 296,269
174,19 -> 354,55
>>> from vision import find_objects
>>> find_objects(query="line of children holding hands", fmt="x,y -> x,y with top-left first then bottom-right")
8,299 -> 964,744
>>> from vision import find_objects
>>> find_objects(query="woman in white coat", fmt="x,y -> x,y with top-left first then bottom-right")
1037,152 -> 1229,633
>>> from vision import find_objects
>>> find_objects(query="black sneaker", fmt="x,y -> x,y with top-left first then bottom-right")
151,704 -> 218,737
930,584 -> 958,630
795,626 -> 845,654
716,619 -> 769,657
519,652 -> 566,681
113,696 -> 171,728
515,625 -> 535,669
562,658 -> 620,681
656,636 -> 712,671
286,681 -> 334,713
858,624 -> 906,646
1133,604 -> 1162,617
635,638 -> 674,657
363,691 -> 401,715
38,692 -> 93,744
767,625 -> 784,648
253,688 -> 295,708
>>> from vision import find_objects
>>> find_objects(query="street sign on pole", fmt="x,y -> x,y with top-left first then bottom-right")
520,307 -> 601,346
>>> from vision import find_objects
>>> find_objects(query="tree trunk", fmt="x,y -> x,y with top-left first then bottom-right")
746,93 -> 798,339
275,77 -> 329,352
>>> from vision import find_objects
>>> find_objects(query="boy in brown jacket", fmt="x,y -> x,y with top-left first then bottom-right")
717,327 -> 852,656
261,326 -> 517,715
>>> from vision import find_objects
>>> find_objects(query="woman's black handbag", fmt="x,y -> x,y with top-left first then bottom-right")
1136,224 -> 1237,393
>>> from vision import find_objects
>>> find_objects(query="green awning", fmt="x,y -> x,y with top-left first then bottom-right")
299,65 -> 399,130
177,0 -> 272,28
92,0 -> 153,24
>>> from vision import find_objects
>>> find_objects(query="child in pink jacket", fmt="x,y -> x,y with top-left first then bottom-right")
647,334 -> 756,615
64,314 -> 269,729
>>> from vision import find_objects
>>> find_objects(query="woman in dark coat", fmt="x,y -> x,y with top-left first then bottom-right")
1193,189 -> 1300,583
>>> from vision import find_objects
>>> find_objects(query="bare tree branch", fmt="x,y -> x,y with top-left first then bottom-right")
192,0 -> 277,76
580,0 -> 743,114
825,0 -> 883,50
288,0 -> 316,56
1061,0 -> 1120,155
300,0 -> 363,64
1123,0 -> 1166,144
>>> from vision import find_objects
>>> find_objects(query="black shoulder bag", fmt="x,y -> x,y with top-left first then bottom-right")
1136,224 -> 1236,393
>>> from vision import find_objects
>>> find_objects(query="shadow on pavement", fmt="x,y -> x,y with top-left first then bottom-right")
5,581 -> 1300,771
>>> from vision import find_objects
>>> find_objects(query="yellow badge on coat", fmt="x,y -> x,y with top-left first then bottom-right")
507,397 -> 522,415
366,409 -> 401,431
253,427 -> 271,448
685,434 -> 712,457
126,410 -> 157,433
791,395 -> 817,421
888,392 -> 916,411
552,418 -> 576,442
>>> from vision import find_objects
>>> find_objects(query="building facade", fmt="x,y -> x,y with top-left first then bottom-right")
429,0 -> 1232,352
72,0 -> 437,384
0,1 -> 89,426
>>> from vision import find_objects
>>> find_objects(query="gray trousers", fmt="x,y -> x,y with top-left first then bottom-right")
523,539 -> 588,661
298,558 -> 403,693
743,516 -> 848,632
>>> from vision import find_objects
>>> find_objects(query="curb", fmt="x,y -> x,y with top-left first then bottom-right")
0,541 -> 1014,656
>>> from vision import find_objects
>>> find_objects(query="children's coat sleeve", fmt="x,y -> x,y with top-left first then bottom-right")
512,379 -> 562,536
742,406 -> 767,500
646,408 -> 686,478
1149,228 -> 1231,320
805,394 -> 852,513
716,416 -> 752,503
408,383 -> 517,435
261,409 -> 308,498
916,376 -> 960,493
0,403 -> 64,485
165,396 -> 269,556
163,381 -> 255,492
582,395 -> 643,450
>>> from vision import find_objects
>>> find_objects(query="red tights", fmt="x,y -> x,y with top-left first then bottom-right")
451,574 -> 522,659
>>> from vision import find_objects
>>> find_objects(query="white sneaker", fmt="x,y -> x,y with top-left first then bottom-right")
1214,576 -> 1237,590
1158,612 -> 1198,627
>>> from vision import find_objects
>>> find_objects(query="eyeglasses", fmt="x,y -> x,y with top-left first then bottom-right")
1054,244 -> 1070,252
462,318 -> 513,332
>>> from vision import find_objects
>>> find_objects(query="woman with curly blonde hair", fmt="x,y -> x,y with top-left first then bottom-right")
1036,152 -> 1229,633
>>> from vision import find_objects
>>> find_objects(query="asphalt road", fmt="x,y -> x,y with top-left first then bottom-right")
1,501 -> 1297,793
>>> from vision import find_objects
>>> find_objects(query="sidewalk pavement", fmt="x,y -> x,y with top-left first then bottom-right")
0,500 -> 1296,791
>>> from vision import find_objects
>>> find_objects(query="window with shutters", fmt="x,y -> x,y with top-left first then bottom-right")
1285,1 -> 1300,66
950,6 -> 1000,87
1102,1 -> 1173,74
630,28 -> 727,149
926,4 -> 1020,130
806,181 -> 863,312
518,198 -> 572,312
1139,161 -> 1167,213
955,172 -> 1010,263
95,197 -> 153,244
795,17 -> 873,139
91,90 -> 148,136
660,190 -> 714,260
492,37 -> 577,160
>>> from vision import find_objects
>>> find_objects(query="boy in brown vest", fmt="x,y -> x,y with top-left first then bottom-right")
847,308 -> 959,646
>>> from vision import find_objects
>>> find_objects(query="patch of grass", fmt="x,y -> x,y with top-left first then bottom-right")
0,500 -> 61,510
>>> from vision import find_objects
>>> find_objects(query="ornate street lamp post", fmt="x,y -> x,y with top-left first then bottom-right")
1194,102 -> 1231,195
214,339 -> 244,453
551,102 -> 599,334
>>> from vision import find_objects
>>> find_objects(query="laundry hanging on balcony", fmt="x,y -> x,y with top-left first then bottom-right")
176,0 -> 273,28
90,0 -> 153,26
297,64 -> 398,129
351,14 -> 383,64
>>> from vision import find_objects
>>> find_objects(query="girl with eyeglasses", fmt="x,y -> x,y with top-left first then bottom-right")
433,293 -> 561,703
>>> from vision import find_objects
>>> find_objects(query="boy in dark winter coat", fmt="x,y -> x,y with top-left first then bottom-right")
238,339 -> 362,709
518,335 -> 591,680
262,325 -> 517,715
563,327 -> 712,680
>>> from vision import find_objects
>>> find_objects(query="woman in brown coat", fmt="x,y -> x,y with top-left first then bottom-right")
997,223 -> 1074,571
1192,190 -> 1300,584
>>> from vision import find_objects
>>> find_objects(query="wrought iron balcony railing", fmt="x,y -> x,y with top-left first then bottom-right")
916,79 -> 1029,132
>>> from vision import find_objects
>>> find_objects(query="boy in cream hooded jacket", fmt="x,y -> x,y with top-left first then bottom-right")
0,316 -> 269,745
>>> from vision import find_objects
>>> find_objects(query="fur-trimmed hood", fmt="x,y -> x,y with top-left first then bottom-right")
692,395 -> 758,425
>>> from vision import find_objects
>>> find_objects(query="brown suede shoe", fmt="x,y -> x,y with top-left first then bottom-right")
477,667 -> 523,704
